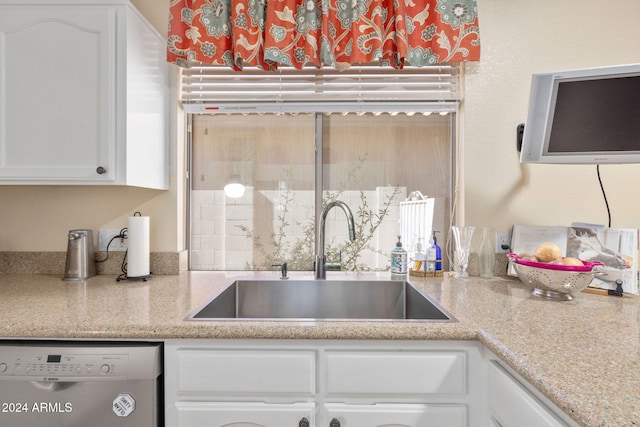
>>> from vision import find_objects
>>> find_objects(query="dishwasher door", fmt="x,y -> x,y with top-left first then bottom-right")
0,342 -> 162,427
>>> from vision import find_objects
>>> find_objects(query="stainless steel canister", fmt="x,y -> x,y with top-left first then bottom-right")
63,229 -> 96,281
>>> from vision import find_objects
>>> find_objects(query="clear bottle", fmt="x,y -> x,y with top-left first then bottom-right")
478,227 -> 495,279
414,237 -> 426,272
391,236 -> 408,275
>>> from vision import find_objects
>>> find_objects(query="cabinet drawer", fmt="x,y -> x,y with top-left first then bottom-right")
326,351 -> 466,395
488,361 -> 566,427
325,402 -> 466,426
176,401 -> 315,427
177,349 -> 315,395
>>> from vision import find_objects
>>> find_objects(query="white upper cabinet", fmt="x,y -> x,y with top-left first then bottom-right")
0,0 -> 168,189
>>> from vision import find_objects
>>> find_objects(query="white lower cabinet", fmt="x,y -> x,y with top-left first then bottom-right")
165,340 -> 582,427
486,353 -> 579,427
165,340 -> 485,427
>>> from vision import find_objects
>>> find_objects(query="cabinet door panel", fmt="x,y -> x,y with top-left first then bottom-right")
325,403 -> 466,427
0,7 -> 115,181
326,350 -> 466,395
488,361 -> 566,427
176,401 -> 314,427
177,349 -> 316,395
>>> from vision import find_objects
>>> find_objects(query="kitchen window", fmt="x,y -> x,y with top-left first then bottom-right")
185,65 -> 460,271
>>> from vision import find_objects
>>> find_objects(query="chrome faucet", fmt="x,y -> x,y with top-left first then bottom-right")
315,201 -> 356,279
272,262 -> 288,280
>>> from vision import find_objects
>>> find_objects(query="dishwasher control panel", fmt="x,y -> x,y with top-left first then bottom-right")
0,346 -> 130,381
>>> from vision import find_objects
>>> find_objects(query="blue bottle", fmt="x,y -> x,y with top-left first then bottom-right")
431,230 -> 442,272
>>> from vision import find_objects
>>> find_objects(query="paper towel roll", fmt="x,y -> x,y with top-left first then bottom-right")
127,216 -> 150,278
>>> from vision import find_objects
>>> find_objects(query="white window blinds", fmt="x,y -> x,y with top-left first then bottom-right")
180,64 -> 461,114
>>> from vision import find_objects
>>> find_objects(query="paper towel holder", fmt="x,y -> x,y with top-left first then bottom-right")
116,211 -> 152,282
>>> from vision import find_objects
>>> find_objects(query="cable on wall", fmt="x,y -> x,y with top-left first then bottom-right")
596,165 -> 612,227
95,227 -> 129,281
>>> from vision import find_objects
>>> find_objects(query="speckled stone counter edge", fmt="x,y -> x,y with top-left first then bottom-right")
0,251 -> 188,275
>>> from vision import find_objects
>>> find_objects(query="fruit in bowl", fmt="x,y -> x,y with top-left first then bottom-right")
561,257 -> 584,266
534,242 -> 563,263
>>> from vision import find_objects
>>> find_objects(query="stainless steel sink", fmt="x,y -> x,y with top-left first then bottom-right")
186,279 -> 455,322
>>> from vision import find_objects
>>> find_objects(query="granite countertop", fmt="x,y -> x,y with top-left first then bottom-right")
0,271 -> 637,426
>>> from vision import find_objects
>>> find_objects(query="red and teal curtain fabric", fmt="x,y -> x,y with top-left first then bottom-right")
167,0 -> 480,70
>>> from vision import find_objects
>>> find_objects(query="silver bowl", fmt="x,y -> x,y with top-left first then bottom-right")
508,254 -> 603,301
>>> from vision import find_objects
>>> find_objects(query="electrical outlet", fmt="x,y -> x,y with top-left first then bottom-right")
99,230 -> 127,252
496,232 -> 511,253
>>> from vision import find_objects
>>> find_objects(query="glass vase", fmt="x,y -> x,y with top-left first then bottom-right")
478,227 -> 496,279
451,226 -> 475,279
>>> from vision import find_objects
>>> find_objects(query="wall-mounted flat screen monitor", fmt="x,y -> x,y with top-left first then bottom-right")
520,64 -> 640,164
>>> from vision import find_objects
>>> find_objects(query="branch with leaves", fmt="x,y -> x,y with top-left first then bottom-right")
237,157 -> 401,272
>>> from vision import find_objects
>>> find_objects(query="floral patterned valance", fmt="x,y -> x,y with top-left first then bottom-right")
167,0 -> 480,70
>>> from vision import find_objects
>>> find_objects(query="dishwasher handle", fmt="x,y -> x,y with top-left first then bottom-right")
30,381 -> 78,392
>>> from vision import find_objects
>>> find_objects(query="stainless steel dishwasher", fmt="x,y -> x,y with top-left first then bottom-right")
0,341 -> 162,427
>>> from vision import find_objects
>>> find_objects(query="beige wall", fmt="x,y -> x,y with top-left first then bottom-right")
1,0 -> 639,254
464,0 -> 640,239
130,0 -> 168,35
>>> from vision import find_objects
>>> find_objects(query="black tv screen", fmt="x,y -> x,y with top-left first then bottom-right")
549,76 -> 640,153
520,63 -> 640,164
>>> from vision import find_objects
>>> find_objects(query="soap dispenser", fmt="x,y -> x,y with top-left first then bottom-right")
390,236 -> 408,275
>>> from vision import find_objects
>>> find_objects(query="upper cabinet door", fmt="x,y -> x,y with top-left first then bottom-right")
0,6 -> 116,182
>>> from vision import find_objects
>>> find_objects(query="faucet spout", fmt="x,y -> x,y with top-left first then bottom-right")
315,200 -> 356,279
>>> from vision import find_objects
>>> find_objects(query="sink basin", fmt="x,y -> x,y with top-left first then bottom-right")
186,279 -> 455,322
